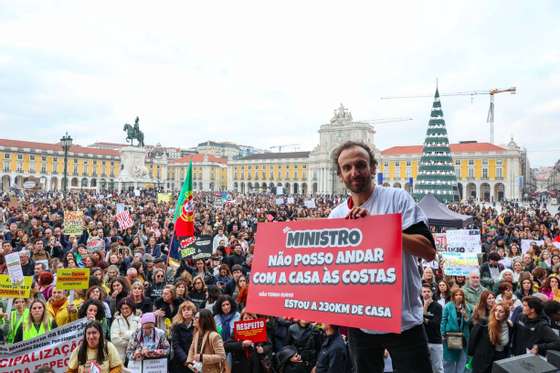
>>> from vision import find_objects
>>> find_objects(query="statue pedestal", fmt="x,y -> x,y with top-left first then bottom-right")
117,147 -> 152,191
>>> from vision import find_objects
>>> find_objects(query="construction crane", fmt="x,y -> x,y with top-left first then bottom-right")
269,144 -> 300,152
381,87 -> 517,144
358,117 -> 413,125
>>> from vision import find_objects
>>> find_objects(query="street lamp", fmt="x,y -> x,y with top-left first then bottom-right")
60,132 -> 73,197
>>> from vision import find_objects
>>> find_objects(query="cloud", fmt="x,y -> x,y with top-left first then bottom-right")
0,0 -> 558,167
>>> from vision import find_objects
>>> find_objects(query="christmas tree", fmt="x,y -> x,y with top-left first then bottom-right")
413,87 -> 458,203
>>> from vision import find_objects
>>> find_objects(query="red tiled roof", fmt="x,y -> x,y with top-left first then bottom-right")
0,138 -> 119,157
382,142 -> 507,156
170,153 -> 227,165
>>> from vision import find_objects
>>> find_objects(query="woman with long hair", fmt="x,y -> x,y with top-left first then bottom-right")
79,299 -> 110,338
441,288 -> 472,373
515,275 -> 534,300
108,277 -> 130,316
542,275 -> 560,301
170,301 -> 197,373
110,298 -> 141,362
127,280 -> 153,314
435,280 -> 452,307
472,291 -> 496,325
68,320 -> 123,373
187,309 -> 226,373
468,304 -> 512,373
190,275 -> 208,310
214,295 -> 241,344
235,275 -> 248,310
14,299 -> 56,342
86,285 -> 112,320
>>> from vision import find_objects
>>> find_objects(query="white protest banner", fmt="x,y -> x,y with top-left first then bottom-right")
441,252 -> 479,276
0,318 -> 88,373
521,239 -> 545,254
275,198 -> 284,205
5,252 -> 24,284
134,189 -> 141,197
126,358 -> 167,373
445,229 -> 482,254
304,199 -> 316,209
276,186 -> 283,195
287,197 -> 295,205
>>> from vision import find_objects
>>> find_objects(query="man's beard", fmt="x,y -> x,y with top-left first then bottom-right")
344,175 -> 372,194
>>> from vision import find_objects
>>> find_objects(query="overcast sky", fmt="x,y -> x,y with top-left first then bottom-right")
1,1 -> 558,166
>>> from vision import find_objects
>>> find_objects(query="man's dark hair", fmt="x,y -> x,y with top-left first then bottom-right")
522,296 -> 544,314
487,252 -> 501,262
332,141 -> 377,176
544,300 -> 560,317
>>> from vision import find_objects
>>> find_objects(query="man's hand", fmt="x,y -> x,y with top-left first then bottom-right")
345,207 -> 368,219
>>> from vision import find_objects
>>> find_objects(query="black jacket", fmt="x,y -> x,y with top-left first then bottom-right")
287,324 -> 324,370
511,313 -> 560,356
314,332 -> 350,373
423,301 -> 442,344
224,338 -> 273,373
468,321 -> 512,373
170,322 -> 195,373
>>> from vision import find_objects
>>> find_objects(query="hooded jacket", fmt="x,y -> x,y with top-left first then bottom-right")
511,313 -> 560,356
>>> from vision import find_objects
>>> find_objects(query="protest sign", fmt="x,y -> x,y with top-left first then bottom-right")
180,235 -> 213,259
0,274 -> 32,298
275,198 -> 284,205
5,252 -> 24,283
246,214 -> 403,333
86,238 -> 105,252
127,358 -> 167,373
0,318 -> 88,373
304,199 -> 316,209
445,229 -> 481,254
233,318 -> 268,343
433,233 -> 447,252
56,268 -> 90,290
441,252 -> 479,276
287,197 -> 295,205
157,193 -> 172,203
63,211 -> 83,236
276,186 -> 283,195
521,239 -> 545,254
134,189 -> 141,197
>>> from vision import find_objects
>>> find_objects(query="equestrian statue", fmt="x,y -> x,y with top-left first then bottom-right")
123,116 -> 145,147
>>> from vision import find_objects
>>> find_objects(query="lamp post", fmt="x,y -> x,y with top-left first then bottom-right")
60,132 -> 73,197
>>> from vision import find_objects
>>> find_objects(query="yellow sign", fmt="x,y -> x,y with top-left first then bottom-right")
157,193 -> 172,203
56,268 -> 90,290
0,275 -> 32,298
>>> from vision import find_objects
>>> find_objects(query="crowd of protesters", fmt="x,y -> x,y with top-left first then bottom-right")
0,186 -> 559,373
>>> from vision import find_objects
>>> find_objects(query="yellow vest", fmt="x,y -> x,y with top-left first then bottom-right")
23,321 -> 50,341
8,309 -> 29,343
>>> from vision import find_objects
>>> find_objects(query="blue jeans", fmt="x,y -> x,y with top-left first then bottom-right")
443,349 -> 467,373
348,324 -> 433,373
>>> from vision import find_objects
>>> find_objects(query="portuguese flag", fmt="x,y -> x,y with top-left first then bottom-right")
170,161 -> 195,261
174,161 -> 194,237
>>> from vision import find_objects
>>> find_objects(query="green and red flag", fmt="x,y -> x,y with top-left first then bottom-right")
170,161 -> 195,260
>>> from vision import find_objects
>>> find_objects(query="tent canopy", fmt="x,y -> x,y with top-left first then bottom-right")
418,194 -> 473,228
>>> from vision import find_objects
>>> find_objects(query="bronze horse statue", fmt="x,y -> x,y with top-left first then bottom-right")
123,117 -> 145,147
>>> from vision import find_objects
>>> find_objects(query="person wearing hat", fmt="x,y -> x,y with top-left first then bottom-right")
126,312 -> 170,361
277,345 -> 306,373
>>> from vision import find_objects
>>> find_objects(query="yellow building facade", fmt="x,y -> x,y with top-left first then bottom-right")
380,141 -> 526,201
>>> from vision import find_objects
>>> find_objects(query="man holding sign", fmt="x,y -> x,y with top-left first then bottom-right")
329,141 -> 436,373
